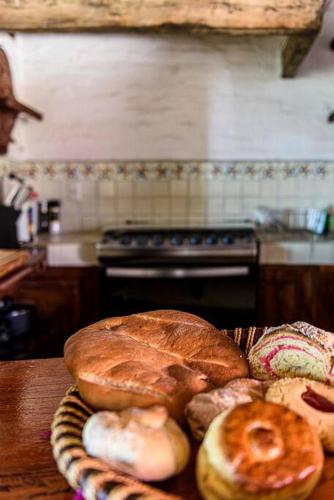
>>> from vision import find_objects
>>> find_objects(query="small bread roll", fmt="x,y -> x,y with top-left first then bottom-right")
83,405 -> 190,482
185,378 -> 268,441
196,400 -> 323,500
266,377 -> 334,452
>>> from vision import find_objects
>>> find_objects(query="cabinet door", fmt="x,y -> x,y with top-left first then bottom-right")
258,265 -> 314,327
313,266 -> 334,331
13,267 -> 100,356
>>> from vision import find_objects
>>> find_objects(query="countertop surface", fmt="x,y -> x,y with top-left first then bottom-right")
0,358 -> 73,499
30,228 -> 334,266
36,228 -> 334,245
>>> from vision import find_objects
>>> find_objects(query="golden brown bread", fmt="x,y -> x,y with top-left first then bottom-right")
64,310 -> 248,421
185,378 -> 269,441
265,377 -> 334,452
197,400 -> 324,500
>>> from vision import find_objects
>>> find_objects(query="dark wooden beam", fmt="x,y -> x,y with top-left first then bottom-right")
281,32 -> 319,78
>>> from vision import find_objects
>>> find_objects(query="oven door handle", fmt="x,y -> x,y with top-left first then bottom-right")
105,266 -> 250,278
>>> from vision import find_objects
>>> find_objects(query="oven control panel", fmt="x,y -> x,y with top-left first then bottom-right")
97,228 -> 258,260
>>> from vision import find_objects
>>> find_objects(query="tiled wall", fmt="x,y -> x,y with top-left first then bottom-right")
1,161 -> 334,231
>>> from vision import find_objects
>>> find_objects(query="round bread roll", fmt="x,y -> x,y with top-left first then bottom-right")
196,400 -> 324,500
248,321 -> 334,384
64,310 -> 248,422
83,405 -> 190,482
185,378 -> 268,441
266,377 -> 334,452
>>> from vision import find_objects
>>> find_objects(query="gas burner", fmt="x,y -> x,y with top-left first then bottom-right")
97,227 -> 258,264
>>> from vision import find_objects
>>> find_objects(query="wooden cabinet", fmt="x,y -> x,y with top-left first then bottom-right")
258,265 -> 334,331
12,266 -> 100,357
313,266 -> 334,331
258,265 -> 314,326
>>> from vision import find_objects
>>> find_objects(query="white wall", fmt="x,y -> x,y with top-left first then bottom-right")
0,4 -> 333,161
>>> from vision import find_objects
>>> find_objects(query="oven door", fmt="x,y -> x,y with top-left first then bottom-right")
100,264 -> 257,329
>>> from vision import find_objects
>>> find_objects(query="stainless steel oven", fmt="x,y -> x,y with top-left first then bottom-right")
97,226 -> 258,329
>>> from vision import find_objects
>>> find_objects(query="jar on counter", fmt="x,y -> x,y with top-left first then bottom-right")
48,200 -> 61,235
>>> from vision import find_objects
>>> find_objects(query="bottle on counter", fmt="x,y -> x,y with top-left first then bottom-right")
16,191 -> 39,243
38,199 -> 49,234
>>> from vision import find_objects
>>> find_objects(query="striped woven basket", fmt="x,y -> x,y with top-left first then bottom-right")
51,327 -> 265,500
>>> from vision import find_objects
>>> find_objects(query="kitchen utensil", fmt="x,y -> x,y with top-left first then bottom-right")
3,174 -> 23,207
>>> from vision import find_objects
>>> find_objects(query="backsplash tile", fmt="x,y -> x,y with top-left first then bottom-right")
1,160 -> 334,231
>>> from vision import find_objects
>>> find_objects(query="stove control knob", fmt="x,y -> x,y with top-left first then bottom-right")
222,234 -> 234,245
137,235 -> 148,247
152,235 -> 164,247
206,234 -> 218,245
190,235 -> 202,246
120,235 -> 132,246
170,234 -> 183,246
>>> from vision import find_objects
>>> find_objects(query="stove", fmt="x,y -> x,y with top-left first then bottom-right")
97,225 -> 258,328
96,226 -> 258,264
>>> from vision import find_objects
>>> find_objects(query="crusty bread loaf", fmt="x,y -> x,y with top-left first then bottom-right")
197,400 -> 324,500
64,310 -> 248,422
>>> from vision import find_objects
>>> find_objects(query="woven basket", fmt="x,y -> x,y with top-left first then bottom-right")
51,327 -> 264,500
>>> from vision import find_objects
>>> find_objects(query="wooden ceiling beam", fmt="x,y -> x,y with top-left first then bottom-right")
0,0 -> 327,77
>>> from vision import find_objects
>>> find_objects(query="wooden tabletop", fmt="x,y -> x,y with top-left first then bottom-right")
1,357 -> 332,500
0,358 -> 73,499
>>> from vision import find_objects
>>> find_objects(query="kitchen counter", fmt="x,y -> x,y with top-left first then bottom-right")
257,230 -> 334,265
0,358 -> 73,499
34,228 -> 334,267
36,231 -> 99,267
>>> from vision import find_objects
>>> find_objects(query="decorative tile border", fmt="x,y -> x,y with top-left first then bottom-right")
0,160 -> 333,181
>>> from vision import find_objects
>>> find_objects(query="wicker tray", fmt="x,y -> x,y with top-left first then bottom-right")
51,327 -> 265,500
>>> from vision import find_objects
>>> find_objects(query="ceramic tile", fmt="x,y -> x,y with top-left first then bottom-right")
153,197 -> 170,216
171,180 -> 188,197
206,180 -> 223,197
98,180 -> 116,198
222,181 -> 241,197
259,179 -> 278,199
189,197 -> 206,216
134,180 -> 153,197
224,198 -> 242,214
189,179 -> 206,197
135,198 -> 152,216
207,197 -> 224,217
150,180 -> 170,197
81,216 -> 100,231
117,180 -> 133,197
171,197 -> 187,215
242,181 -> 260,197
116,197 -> 133,215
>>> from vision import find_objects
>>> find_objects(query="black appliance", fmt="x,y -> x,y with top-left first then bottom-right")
0,299 -> 37,360
97,225 -> 258,329
0,205 -> 19,248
